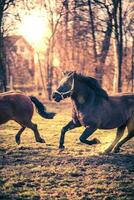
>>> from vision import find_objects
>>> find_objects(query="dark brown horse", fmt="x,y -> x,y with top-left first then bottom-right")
52,71 -> 134,153
0,92 -> 55,144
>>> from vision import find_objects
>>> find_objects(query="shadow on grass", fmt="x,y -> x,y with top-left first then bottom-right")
0,146 -> 134,200
0,146 -> 134,173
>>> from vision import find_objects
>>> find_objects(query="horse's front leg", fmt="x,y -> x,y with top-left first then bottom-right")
59,120 -> 81,149
79,126 -> 100,145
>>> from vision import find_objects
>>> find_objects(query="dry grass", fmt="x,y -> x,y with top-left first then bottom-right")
0,102 -> 134,200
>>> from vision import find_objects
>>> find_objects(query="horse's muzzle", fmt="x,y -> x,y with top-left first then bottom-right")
52,92 -> 62,102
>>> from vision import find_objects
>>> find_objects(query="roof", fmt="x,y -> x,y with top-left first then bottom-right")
4,35 -> 34,52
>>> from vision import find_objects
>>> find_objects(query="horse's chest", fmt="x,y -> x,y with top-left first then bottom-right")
76,111 -> 84,124
72,102 -> 98,127
75,109 -> 97,127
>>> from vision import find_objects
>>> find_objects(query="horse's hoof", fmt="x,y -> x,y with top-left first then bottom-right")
15,136 -> 20,145
40,139 -> 45,143
16,140 -> 20,145
113,148 -> 120,153
102,151 -> 111,155
102,147 -> 112,154
59,145 -> 65,151
37,138 -> 45,143
93,138 -> 101,144
99,152 -> 105,155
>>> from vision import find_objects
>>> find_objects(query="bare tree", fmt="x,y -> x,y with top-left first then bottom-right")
0,0 -> 16,91
92,0 -> 113,84
2,0 -> 133,95
44,0 -> 63,100
112,0 -> 123,92
88,0 -> 97,62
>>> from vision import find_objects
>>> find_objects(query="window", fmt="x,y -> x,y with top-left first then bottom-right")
24,59 -> 29,67
11,45 -> 17,52
13,45 -> 17,52
20,46 -> 24,52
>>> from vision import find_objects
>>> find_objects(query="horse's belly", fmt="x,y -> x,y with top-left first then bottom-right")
83,118 -> 125,129
77,113 -> 99,127
99,114 -> 126,129
99,122 -> 123,129
78,111 -> 126,129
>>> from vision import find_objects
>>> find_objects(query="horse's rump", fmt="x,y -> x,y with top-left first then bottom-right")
94,94 -> 134,129
0,93 -> 33,123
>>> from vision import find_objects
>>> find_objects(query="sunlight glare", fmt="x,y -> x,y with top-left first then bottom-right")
20,14 -> 49,49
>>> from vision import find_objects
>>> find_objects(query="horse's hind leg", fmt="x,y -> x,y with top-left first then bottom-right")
104,124 -> 126,154
26,121 -> 45,143
113,119 -> 134,153
15,127 -> 25,145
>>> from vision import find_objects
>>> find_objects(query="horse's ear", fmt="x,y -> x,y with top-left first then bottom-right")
68,71 -> 76,77
62,71 -> 69,76
62,71 -> 65,76
62,71 -> 70,76
63,71 -> 75,76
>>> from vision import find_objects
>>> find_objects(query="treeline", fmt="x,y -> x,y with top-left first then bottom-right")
0,0 -> 134,96
53,0 -> 134,93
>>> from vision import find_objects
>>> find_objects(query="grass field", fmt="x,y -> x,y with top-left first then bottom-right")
0,102 -> 134,200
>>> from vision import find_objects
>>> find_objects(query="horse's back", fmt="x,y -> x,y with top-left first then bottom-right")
99,93 -> 134,129
110,92 -> 134,97
83,93 -> 134,129
110,93 -> 134,109
0,90 -> 21,96
0,92 -> 30,105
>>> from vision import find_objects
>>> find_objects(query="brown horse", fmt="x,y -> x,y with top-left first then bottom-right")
0,92 -> 56,144
52,71 -> 134,153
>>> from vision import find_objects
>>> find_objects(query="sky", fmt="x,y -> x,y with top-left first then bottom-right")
4,1 -> 54,51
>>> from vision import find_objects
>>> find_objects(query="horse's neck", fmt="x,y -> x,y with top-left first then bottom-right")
71,80 -> 95,107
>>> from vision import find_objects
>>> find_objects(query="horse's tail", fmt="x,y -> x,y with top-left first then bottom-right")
29,96 -> 56,119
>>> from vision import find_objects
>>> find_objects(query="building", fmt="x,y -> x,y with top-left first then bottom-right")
4,35 -> 35,92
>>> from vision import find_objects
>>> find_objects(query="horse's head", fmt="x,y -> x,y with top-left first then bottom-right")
52,71 -> 75,102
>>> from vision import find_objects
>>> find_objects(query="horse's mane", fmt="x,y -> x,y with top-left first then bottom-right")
76,73 -> 109,99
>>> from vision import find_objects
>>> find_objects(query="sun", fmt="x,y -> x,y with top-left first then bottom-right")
20,14 -> 49,49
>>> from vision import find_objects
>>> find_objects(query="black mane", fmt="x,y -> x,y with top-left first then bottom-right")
76,73 -> 109,99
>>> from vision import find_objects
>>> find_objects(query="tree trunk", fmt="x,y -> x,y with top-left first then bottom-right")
113,0 -> 123,92
113,37 -> 118,93
96,14 -> 113,85
36,52 -> 46,95
131,37 -> 134,92
0,16 -> 7,91
47,15 -> 54,101
118,0 -> 123,92
63,0 -> 69,70
88,0 -> 97,62
46,45 -> 53,101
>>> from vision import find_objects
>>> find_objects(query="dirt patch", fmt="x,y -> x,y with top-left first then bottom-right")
0,103 -> 134,199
